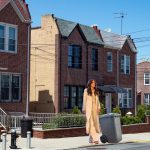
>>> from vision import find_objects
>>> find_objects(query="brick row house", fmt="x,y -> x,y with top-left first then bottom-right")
30,14 -> 137,114
0,0 -> 31,114
137,61 -> 150,106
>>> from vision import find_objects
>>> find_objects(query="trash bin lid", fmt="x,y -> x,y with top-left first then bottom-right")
100,113 -> 121,118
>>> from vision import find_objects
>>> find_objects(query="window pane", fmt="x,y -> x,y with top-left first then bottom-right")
68,45 -> 82,68
1,75 -> 10,100
144,94 -> 149,105
12,75 -> 20,100
9,27 -> 16,51
126,56 -> 130,74
107,52 -> 112,72
71,87 -> 76,97
123,93 -> 127,108
0,25 -> 5,50
91,49 -> 98,71
121,55 -> 124,73
78,87 -> 84,108
64,98 -> 69,108
145,79 -> 150,85
64,86 -> 69,96
145,73 -> 150,78
64,86 -> 69,109
71,97 -> 76,108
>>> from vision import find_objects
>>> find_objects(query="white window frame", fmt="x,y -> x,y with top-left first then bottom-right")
0,22 -> 18,53
0,73 -> 21,102
144,93 -> 150,105
118,88 -> 132,108
121,55 -> 130,75
107,52 -> 113,72
144,73 -> 150,85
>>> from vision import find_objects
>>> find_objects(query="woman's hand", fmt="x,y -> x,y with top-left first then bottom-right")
82,110 -> 86,114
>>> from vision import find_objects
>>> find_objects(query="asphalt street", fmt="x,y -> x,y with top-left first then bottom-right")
74,142 -> 150,150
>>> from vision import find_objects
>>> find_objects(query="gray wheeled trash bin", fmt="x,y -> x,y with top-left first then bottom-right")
99,113 -> 122,143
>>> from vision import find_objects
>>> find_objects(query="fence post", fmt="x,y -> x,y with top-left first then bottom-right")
0,130 -> 2,142
2,133 -> 6,150
27,131 -> 31,149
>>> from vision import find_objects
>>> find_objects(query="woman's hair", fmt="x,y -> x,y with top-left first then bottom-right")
87,79 -> 99,96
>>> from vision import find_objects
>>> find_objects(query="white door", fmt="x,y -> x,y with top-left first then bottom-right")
105,93 -> 112,113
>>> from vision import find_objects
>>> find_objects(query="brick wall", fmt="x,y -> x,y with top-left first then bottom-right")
0,4 -> 29,112
137,61 -> 150,104
60,26 -> 136,112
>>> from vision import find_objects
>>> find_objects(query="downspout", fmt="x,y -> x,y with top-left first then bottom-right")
25,23 -> 31,117
117,50 -> 119,87
59,35 -> 61,112
86,43 -> 88,83
135,53 -> 137,115
117,50 -> 120,107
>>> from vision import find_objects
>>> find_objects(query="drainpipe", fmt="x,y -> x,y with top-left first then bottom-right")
86,43 -> 88,83
135,53 -> 137,115
117,50 -> 119,87
59,35 -> 61,112
25,23 -> 31,117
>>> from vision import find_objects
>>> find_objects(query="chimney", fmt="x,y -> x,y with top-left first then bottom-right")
92,25 -> 101,37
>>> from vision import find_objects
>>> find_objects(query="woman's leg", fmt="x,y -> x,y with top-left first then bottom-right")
89,116 -> 99,143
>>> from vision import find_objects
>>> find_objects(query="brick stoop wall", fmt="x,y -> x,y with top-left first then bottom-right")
122,115 -> 150,134
33,127 -> 87,138
33,115 -> 150,139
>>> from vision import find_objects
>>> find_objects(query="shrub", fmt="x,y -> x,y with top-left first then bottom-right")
137,105 -> 147,122
100,103 -> 106,115
145,110 -> 150,115
42,114 -> 86,129
42,122 -> 58,129
72,106 -> 81,114
112,106 -> 121,114
121,115 -> 142,125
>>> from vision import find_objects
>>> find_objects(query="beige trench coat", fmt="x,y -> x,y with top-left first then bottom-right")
82,88 -> 101,134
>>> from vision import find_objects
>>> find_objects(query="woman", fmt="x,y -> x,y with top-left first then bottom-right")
82,79 -> 101,144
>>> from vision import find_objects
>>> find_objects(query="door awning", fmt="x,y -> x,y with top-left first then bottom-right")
98,85 -> 127,93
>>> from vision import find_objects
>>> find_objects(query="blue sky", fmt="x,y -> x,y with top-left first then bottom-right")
26,0 -> 150,63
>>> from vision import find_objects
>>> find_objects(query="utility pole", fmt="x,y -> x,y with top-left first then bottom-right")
114,12 -> 127,35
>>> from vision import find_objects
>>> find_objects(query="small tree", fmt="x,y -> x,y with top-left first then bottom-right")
100,103 -> 105,115
72,106 -> 81,114
112,106 -> 121,114
137,105 -> 147,122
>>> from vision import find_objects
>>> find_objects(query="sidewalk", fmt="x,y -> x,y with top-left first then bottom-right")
0,132 -> 150,150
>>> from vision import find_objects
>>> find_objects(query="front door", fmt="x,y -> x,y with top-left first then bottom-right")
105,93 -> 112,113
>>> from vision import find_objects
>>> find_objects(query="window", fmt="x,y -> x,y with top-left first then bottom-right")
68,45 -> 82,68
63,85 -> 84,109
118,88 -> 132,108
1,74 -> 10,101
144,73 -> 150,85
144,94 -> 150,105
0,23 -> 17,53
64,86 -> 69,109
0,25 -> 5,50
0,73 -> 21,102
12,75 -> 21,101
91,48 -> 98,71
78,87 -> 84,108
107,52 -> 112,72
120,55 -> 130,74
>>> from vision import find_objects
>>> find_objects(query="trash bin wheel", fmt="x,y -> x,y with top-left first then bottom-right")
100,135 -> 107,143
